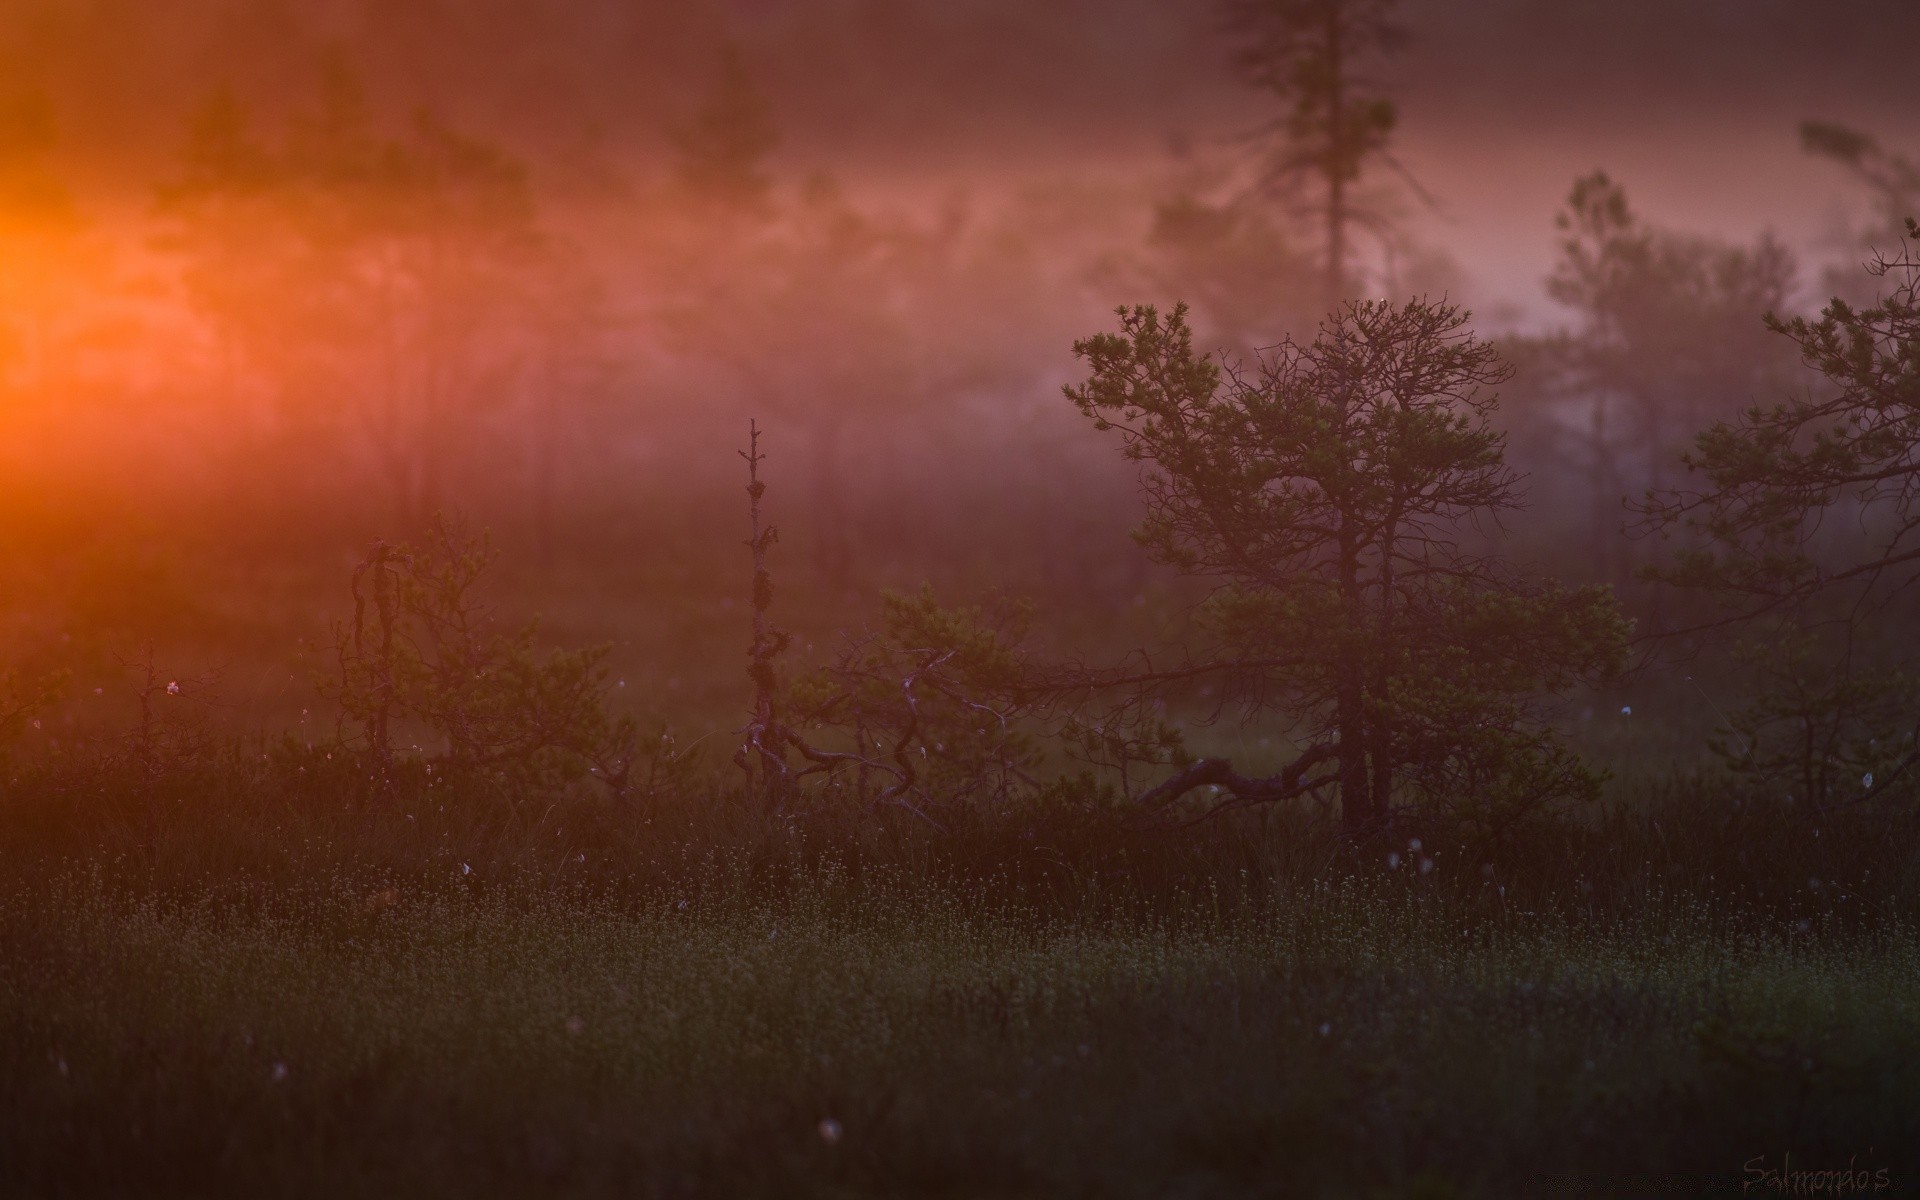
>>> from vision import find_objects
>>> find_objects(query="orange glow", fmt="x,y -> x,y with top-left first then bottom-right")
0,0 -> 1911,728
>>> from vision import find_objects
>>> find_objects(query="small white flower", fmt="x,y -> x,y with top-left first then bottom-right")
1408,838 -> 1422,853
1620,705 -> 1632,716
1862,772 -> 1874,789
460,863 -> 472,876
1387,852 -> 1401,869
1419,857 -> 1435,875
817,1118 -> 843,1146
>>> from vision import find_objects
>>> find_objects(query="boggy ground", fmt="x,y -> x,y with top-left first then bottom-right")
3,815 -> 1917,1198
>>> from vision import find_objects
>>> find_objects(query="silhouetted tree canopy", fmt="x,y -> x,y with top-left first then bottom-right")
1068,298 -> 1629,830
1649,221 -> 1920,616
1646,220 -> 1920,810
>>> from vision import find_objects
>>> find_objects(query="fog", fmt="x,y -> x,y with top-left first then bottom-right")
0,0 -> 1915,727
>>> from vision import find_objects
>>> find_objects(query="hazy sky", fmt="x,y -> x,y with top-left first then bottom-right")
8,0 -> 1917,325
716,0 -> 1920,323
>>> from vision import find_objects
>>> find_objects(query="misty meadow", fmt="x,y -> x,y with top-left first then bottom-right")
2,2 -> 1917,1197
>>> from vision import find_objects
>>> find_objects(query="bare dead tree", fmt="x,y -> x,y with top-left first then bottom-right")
736,420 -> 794,804
731,424 -> 969,826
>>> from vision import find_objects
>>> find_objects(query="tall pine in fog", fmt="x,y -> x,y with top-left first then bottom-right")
1069,299 -> 1628,831
1225,0 -> 1403,307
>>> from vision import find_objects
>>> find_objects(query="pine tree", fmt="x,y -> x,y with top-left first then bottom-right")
1647,221 -> 1920,618
1068,299 -> 1628,831
1225,0 -> 1403,306
1645,221 -> 1920,809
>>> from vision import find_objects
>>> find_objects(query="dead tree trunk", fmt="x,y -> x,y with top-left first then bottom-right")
738,420 -> 793,806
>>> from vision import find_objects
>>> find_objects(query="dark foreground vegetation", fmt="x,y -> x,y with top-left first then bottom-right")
4,760 -> 1919,1198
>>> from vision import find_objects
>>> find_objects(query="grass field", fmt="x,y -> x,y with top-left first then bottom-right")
5,834 -> 1917,1198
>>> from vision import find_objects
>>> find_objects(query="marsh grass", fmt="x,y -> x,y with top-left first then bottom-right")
3,750 -> 1919,1196
5,863 -> 1920,1195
